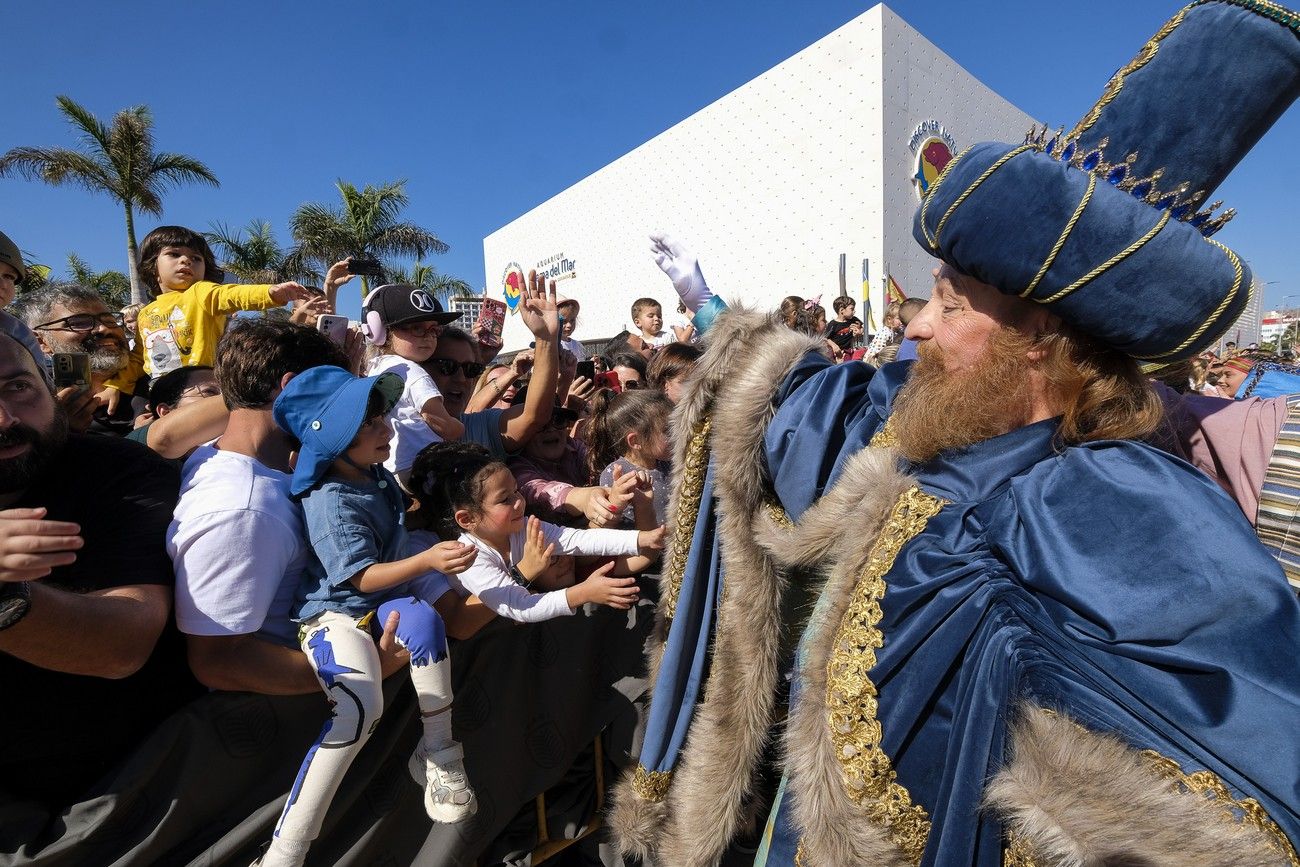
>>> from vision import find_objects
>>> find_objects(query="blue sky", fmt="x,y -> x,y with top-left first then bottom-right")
4,0 -> 1298,322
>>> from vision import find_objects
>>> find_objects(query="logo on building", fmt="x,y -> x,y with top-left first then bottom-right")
502,262 -> 525,314
535,252 -> 577,282
909,120 -> 957,200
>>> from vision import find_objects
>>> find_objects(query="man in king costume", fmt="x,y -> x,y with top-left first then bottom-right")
611,3 -> 1300,865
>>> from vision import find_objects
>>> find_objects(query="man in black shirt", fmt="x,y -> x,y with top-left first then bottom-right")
0,332 -> 200,807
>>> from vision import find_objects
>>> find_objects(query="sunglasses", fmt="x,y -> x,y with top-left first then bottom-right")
428,358 -> 486,378
35,312 -> 126,333
622,379 -> 643,389
542,412 -> 576,431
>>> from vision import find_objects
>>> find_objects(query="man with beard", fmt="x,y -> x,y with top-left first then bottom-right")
611,4 -> 1300,865
0,331 -> 200,807
14,283 -> 135,436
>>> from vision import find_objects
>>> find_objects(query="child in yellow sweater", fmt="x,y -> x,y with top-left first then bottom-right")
115,226 -> 312,391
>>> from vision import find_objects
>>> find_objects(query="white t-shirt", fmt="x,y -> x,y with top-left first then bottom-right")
368,354 -> 445,474
640,329 -> 678,348
451,521 -> 639,623
559,336 -> 588,361
168,444 -> 309,647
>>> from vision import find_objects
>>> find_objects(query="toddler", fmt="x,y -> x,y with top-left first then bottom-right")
261,366 -> 479,867
362,283 -> 465,487
587,389 -> 674,526
630,297 -> 676,348
414,441 -> 665,622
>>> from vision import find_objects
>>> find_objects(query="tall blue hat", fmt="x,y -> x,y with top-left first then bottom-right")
914,1 -> 1300,362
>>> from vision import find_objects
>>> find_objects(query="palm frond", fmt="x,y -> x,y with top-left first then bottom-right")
370,222 -> 449,259
0,146 -> 117,195
54,95 -> 112,155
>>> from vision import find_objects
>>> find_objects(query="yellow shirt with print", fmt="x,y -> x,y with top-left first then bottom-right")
110,281 -> 278,392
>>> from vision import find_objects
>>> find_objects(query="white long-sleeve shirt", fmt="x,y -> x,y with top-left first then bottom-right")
450,520 -> 640,623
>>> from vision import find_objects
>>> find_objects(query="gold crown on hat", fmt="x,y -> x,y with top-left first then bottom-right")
1024,123 -> 1236,237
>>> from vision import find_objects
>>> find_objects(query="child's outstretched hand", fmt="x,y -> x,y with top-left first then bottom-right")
517,516 -> 557,582
637,525 -> 667,553
569,560 -> 639,610
269,281 -> 313,306
424,540 -> 477,575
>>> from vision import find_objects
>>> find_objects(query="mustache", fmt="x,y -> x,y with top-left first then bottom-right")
0,423 -> 40,450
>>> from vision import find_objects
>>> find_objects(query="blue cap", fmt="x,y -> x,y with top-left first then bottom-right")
914,1 -> 1300,362
272,365 -> 403,496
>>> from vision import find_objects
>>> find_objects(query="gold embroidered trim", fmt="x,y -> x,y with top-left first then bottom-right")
869,416 -> 898,448
631,765 -> 672,802
1067,7 -> 1189,141
764,499 -> 794,528
1034,208 -> 1171,305
1136,237 -> 1245,360
826,486 -> 946,864
794,838 -> 808,865
662,417 -> 712,622
1190,0 -> 1300,32
1139,751 -> 1300,866
1002,831 -> 1038,867
1020,173 -> 1096,299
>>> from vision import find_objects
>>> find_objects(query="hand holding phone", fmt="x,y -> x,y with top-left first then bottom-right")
575,360 -> 596,381
345,257 -> 384,278
52,353 -> 91,392
316,314 -> 350,346
595,370 -> 621,392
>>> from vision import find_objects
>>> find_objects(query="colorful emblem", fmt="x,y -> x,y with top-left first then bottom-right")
502,262 -> 525,314
913,136 -> 954,197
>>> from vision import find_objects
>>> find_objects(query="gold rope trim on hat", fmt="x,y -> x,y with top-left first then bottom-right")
825,486 -> 946,864
1020,174 -> 1097,299
918,145 -> 975,248
1189,0 -> 1300,33
630,765 -> 672,802
1033,208 -> 1171,306
1135,238 -> 1245,360
931,146 -> 1034,250
662,417 -> 711,622
1067,7 -> 1189,141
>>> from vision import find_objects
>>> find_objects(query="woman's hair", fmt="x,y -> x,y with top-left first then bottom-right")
585,388 -> 673,482
408,442 -> 505,540
608,352 -> 647,379
472,362 -> 509,399
137,225 -> 224,294
647,342 -> 702,389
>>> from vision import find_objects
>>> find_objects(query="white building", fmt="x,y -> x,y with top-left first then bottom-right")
483,4 -> 1036,351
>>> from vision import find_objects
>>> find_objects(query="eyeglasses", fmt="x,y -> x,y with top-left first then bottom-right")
394,321 -> 444,338
622,379 -> 643,389
180,384 -> 222,400
428,358 -> 486,378
34,312 -> 126,332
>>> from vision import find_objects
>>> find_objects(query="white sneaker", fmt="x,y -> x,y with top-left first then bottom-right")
408,742 -> 477,823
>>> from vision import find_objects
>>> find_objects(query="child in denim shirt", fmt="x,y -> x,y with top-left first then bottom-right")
261,366 -> 478,867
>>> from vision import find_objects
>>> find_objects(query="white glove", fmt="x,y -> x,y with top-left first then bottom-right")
650,232 -> 714,313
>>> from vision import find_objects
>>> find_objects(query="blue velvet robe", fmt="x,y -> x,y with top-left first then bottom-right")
746,356 -> 1300,864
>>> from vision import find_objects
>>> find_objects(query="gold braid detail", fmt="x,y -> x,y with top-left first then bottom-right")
1136,238 -> 1245,360
1020,174 -> 1097,299
1190,0 -> 1300,32
931,145 -> 1034,249
631,765 -> 672,802
1067,7 -> 1189,141
826,486 -> 946,864
1139,751 -> 1300,866
662,417 -> 712,622
1034,209 -> 1171,305
870,416 -> 898,448
918,145 -> 975,247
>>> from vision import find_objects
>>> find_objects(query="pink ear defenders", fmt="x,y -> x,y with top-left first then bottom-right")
361,287 -> 387,346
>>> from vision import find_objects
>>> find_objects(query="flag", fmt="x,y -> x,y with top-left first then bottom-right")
885,271 -> 908,305
861,259 -> 877,330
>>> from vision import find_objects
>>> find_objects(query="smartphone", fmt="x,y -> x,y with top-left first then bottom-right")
595,370 -> 622,392
316,314 -> 350,346
576,360 -> 596,381
52,352 -> 91,391
346,256 -> 384,278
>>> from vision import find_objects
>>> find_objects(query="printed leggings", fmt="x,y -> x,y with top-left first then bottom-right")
273,596 -> 452,843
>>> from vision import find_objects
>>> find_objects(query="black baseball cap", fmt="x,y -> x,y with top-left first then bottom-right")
365,284 -> 461,327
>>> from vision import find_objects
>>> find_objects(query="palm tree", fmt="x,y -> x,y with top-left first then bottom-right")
0,96 -> 219,304
66,254 -> 130,309
289,180 -> 448,301
385,261 -> 475,311
205,219 -> 321,286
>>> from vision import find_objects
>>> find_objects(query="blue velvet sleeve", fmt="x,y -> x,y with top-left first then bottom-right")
765,358 -> 912,520
993,441 -> 1300,834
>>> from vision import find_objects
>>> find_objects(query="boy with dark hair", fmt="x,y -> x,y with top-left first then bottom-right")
630,297 -> 675,348
825,297 -> 864,355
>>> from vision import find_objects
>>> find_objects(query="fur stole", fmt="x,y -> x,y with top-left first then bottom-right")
609,306 -> 824,865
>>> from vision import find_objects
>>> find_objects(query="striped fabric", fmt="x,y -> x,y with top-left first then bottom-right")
1256,394 -> 1300,592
